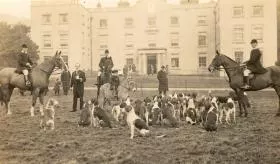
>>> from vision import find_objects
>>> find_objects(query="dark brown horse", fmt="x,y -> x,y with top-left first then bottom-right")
208,51 -> 280,117
0,51 -> 63,116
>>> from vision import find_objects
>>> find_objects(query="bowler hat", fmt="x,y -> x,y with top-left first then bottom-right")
22,44 -> 27,48
161,65 -> 165,68
250,39 -> 258,44
105,49 -> 109,54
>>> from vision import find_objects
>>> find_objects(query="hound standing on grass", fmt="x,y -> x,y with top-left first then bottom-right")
125,105 -> 150,139
40,98 -> 59,131
220,98 -> 236,124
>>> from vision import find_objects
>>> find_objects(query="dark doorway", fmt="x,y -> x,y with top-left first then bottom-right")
147,54 -> 157,75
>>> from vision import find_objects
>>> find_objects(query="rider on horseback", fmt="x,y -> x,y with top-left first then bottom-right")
17,44 -> 33,87
241,39 -> 267,89
98,49 -> 114,90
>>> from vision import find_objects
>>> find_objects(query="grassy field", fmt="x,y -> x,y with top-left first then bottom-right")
0,90 -> 279,163
50,74 -> 229,88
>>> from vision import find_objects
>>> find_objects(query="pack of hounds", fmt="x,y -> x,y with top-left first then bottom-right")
40,91 -> 250,139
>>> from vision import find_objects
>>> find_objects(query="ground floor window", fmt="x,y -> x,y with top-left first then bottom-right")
199,56 -> 207,68
171,58 -> 179,68
234,51 -> 243,64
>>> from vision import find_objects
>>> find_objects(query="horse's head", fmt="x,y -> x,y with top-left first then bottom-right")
52,51 -> 64,69
208,50 -> 223,72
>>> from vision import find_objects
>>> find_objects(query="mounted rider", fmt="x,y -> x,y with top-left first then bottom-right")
16,44 -> 33,87
98,49 -> 114,90
241,39 -> 267,89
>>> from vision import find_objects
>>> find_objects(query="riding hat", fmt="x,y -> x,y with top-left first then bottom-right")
250,39 -> 258,44
22,44 -> 28,48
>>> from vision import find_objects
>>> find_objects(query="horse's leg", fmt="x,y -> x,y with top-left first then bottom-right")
273,86 -> 280,116
235,89 -> 243,117
39,89 -> 45,116
6,86 -> 14,115
31,88 -> 39,117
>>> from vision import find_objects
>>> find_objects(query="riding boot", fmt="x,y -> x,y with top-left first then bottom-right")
241,76 -> 250,89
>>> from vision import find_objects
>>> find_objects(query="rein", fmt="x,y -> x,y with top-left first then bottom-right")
215,65 -> 246,71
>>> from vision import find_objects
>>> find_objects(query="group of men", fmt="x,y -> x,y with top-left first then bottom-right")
16,38 -> 265,111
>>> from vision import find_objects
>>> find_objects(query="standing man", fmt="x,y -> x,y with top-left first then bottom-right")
70,63 -> 86,112
98,49 -> 114,90
17,44 -> 33,87
61,65 -> 71,95
241,39 -> 267,89
157,65 -> 169,95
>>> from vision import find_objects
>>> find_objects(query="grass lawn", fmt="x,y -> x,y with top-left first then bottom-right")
0,90 -> 279,163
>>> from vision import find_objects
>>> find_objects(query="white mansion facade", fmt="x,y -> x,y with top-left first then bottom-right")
31,0 -> 277,75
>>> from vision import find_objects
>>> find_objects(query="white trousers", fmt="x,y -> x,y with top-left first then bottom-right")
22,69 -> 28,76
243,69 -> 251,76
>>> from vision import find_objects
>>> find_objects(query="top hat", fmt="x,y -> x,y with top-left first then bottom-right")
105,49 -> 109,54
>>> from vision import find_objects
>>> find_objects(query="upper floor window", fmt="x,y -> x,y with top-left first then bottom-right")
59,32 -> 69,49
170,32 -> 179,48
170,16 -> 179,26
125,17 -> 134,28
233,25 -> 244,42
251,24 -> 264,42
233,6 -> 243,18
99,19 -> 108,28
197,16 -> 207,26
42,33 -> 52,48
198,56 -> 207,68
252,5 -> 264,17
59,13 -> 68,24
42,14 -> 51,24
198,32 -> 207,47
148,17 -> 156,27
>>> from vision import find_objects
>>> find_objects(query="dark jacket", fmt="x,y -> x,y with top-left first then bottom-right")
61,70 -> 71,88
157,70 -> 168,92
17,52 -> 33,72
71,70 -> 86,98
111,75 -> 120,86
99,56 -> 114,72
245,48 -> 267,74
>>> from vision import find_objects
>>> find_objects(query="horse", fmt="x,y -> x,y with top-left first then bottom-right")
0,51 -> 64,116
98,76 -> 137,108
208,51 -> 280,117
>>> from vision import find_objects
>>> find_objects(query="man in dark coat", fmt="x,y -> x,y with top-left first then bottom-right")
70,63 -> 86,112
241,39 -> 267,89
157,65 -> 169,95
111,70 -> 120,97
98,49 -> 114,89
17,44 -> 33,87
61,66 -> 71,95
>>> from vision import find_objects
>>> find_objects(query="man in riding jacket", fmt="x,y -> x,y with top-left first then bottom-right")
241,39 -> 267,89
17,44 -> 33,87
98,49 -> 114,90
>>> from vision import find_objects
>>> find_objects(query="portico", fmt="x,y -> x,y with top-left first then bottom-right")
136,48 -> 167,75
